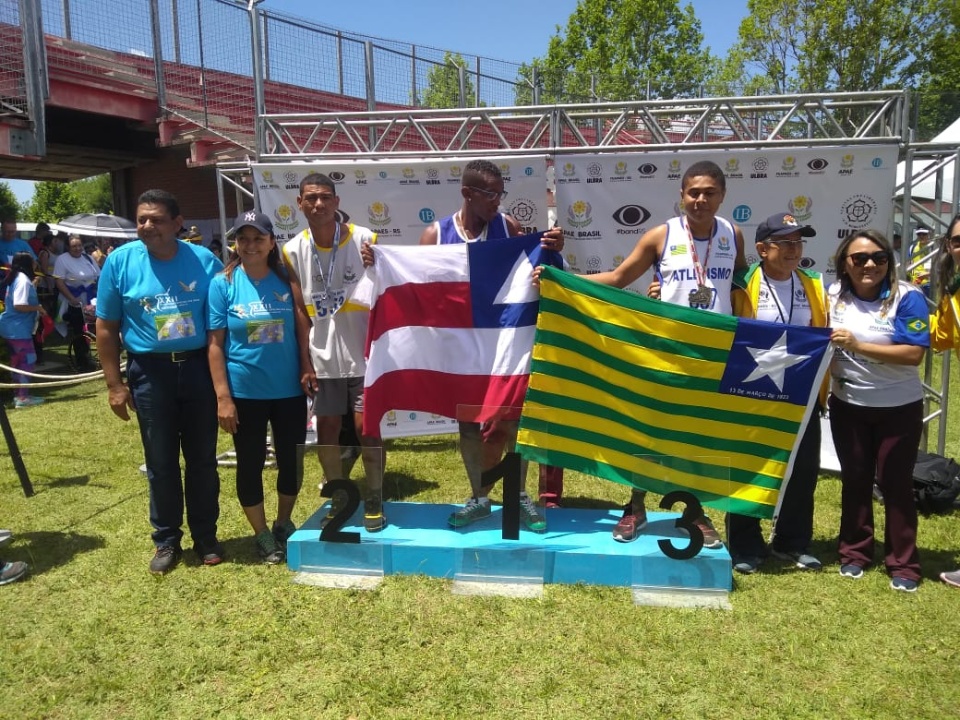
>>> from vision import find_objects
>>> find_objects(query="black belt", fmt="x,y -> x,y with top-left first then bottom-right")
129,348 -> 206,363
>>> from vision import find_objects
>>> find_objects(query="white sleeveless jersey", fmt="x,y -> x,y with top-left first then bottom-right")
657,216 -> 737,314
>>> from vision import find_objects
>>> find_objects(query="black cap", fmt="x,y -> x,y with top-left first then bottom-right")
755,213 -> 816,243
228,210 -> 273,237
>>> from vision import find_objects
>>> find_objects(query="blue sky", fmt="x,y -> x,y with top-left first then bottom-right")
11,0 -> 749,205
262,0 -> 749,62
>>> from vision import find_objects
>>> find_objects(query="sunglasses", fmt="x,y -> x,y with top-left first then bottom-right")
846,251 -> 890,267
949,235 -> 960,249
468,186 -> 508,201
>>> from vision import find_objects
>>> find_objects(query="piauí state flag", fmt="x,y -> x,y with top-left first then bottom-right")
517,266 -> 832,520
362,233 -> 562,438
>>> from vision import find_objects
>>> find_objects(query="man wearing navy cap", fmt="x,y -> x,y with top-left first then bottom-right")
727,212 -> 827,574
96,189 -> 224,574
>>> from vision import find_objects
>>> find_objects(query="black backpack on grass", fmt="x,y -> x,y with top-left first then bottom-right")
913,451 -> 960,515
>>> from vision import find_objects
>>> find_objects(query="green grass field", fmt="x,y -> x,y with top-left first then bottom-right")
2,343 -> 960,719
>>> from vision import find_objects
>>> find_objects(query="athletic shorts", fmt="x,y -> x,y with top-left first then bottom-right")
312,376 -> 364,418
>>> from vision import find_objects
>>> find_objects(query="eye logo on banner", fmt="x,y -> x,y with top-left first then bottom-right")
807,158 -> 829,173
799,257 -> 816,269
637,163 -> 657,178
368,201 -> 392,227
612,204 -> 651,232
273,205 -> 298,231
841,195 -> 877,229
328,171 -> 346,182
567,200 -> 593,228
787,195 -> 813,222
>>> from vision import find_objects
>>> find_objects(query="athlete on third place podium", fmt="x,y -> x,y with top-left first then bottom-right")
586,160 -> 747,546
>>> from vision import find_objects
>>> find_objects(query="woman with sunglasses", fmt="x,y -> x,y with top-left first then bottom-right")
930,214 -> 960,588
828,229 -> 929,592
207,211 -> 312,564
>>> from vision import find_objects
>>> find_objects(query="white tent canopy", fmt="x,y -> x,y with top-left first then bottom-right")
896,115 -> 960,201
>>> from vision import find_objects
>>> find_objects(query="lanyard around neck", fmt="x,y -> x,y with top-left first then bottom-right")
682,217 -> 712,288
762,269 -> 795,324
308,222 -> 341,294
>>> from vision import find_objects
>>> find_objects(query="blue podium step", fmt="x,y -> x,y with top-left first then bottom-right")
287,501 -> 732,598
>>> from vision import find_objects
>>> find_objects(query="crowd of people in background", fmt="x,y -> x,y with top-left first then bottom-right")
0,175 -> 958,593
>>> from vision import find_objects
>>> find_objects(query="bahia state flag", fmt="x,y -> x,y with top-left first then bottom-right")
517,266 -> 833,520
362,233 -> 563,438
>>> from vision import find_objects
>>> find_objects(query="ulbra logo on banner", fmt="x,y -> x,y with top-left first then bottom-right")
841,195 -> 877,229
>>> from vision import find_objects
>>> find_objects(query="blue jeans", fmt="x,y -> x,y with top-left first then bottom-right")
127,353 -> 220,548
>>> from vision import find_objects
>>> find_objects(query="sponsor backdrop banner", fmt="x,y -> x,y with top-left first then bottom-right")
253,157 -> 548,438
554,146 -> 899,292
253,147 -> 896,438
252,156 -> 549,247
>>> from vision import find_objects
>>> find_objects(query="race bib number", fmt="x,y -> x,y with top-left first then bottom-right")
311,288 -> 346,319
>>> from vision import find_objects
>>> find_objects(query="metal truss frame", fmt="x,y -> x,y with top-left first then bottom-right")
257,90 -> 907,161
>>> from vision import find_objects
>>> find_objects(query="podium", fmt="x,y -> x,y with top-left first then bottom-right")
287,500 -> 732,608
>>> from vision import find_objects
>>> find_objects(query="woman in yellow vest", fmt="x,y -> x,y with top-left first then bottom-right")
930,213 -> 960,588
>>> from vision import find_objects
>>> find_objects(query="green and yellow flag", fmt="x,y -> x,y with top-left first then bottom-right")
517,266 -> 832,519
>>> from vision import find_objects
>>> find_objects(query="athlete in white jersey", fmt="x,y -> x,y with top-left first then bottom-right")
283,172 -> 386,533
587,160 -> 747,546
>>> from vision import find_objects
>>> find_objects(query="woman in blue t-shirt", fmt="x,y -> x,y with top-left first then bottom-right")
828,229 -> 929,592
0,252 -> 46,408
208,211 -> 313,564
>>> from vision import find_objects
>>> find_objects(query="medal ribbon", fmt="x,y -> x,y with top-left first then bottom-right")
307,222 -> 341,297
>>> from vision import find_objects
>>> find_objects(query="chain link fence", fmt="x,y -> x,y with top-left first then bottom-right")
0,0 -> 26,116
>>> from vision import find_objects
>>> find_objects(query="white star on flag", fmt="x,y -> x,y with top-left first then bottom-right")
742,330 -> 810,392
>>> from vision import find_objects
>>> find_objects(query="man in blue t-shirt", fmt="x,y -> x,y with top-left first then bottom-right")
0,218 -> 36,266
96,190 -> 224,575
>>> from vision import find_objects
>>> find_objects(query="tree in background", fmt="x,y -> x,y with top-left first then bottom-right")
71,174 -> 113,215
21,175 -> 113,222
22,181 -> 81,223
0,182 -> 20,220
714,0 -> 943,96
420,52 -> 479,109
915,2 -> 960,141
527,0 -> 712,103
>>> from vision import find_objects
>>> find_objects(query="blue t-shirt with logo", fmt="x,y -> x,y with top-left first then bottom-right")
207,267 -> 302,400
0,273 -> 38,340
0,239 -> 36,265
96,240 -> 222,353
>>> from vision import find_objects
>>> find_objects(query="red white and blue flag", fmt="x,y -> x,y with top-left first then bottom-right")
362,234 -> 562,437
